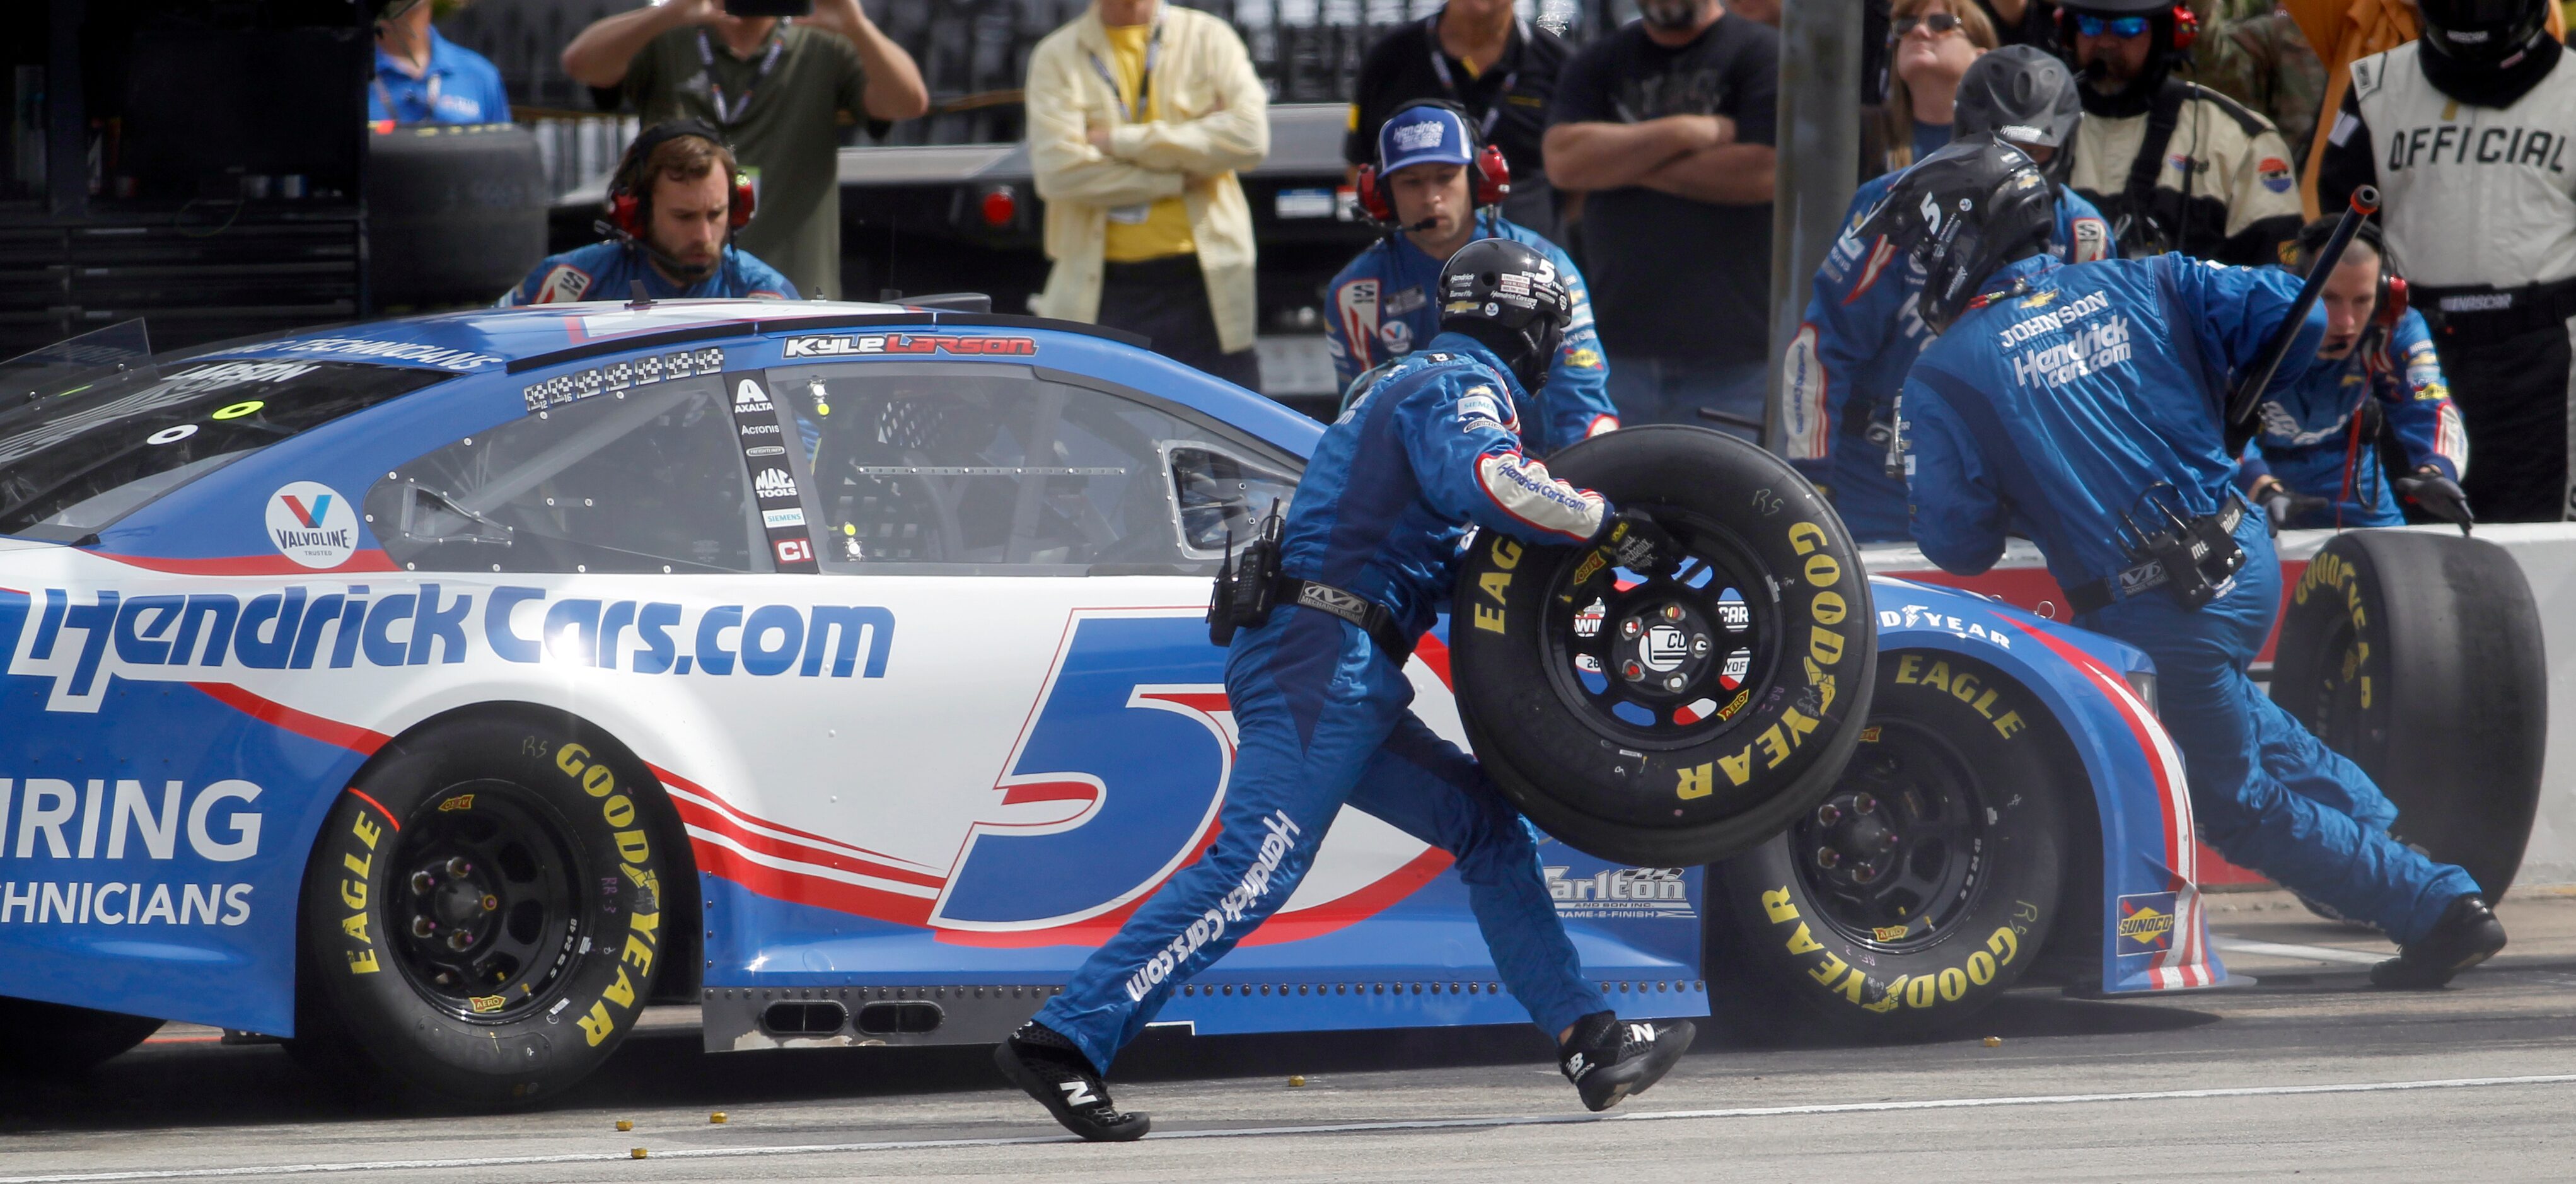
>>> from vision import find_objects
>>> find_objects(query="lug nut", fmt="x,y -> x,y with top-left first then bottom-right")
411,871 -> 436,895
1881,832 -> 1903,851
1816,847 -> 1840,869
1854,793 -> 1879,815
412,917 -> 437,939
1664,675 -> 1686,691
1622,619 -> 1642,639
1622,661 -> 1645,681
1816,803 -> 1843,827
481,894 -> 501,912
1692,636 -> 1711,656
1662,604 -> 1683,621
1854,866 -> 1878,883
446,930 -> 473,951
445,857 -> 473,878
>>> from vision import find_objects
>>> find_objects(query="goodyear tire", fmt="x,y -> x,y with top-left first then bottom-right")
1449,425 -> 1876,866
2271,530 -> 2547,899
0,998 -> 162,1075
295,712 -> 673,1108
1707,654 -> 2066,1038
365,124 -> 548,308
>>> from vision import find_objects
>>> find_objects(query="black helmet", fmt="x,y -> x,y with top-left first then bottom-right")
1954,46 -> 2083,183
2418,0 -> 2551,66
2058,0 -> 2183,118
1438,237 -> 1574,393
1855,137 -> 2057,335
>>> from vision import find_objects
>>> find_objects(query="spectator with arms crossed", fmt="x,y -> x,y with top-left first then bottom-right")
1325,101 -> 1617,447
503,121 -> 796,305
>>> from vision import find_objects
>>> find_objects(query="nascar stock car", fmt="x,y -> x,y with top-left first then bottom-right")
0,300 -> 2221,1107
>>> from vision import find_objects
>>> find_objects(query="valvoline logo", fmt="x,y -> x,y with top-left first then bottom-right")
264,482 -> 359,569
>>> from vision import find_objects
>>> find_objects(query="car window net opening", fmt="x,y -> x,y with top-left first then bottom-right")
369,376 -> 767,574
1164,443 -> 1297,560
0,359 -> 448,542
769,362 -> 1292,573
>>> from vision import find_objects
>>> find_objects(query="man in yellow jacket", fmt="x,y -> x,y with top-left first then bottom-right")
1026,0 -> 1270,388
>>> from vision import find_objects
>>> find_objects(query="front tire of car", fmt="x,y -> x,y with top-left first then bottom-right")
293,711 -> 675,1108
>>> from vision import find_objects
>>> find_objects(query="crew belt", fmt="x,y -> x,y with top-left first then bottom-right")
1279,578 -> 1414,665
2417,275 -> 2576,344
2063,499 -> 2244,616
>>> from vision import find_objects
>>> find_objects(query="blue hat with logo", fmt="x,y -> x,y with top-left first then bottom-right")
1377,104 -> 1475,175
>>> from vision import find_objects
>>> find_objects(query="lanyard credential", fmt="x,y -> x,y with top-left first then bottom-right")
1424,15 -> 1528,137
698,30 -> 786,127
373,71 -> 441,122
1086,21 -> 1164,124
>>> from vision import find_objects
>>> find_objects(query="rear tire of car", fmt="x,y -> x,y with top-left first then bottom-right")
2270,531 -> 2547,900
1449,425 -> 1877,867
0,998 -> 163,1076
1705,654 -> 2067,1039
365,124 -> 549,308
293,712 -> 675,1108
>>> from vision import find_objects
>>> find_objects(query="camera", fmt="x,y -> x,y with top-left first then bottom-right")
723,0 -> 813,16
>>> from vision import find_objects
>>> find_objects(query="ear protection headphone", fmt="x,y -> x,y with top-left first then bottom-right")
605,119 -> 756,240
2299,218 -> 2408,330
1354,100 -> 1511,225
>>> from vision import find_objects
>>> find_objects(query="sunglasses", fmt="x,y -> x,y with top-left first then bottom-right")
1891,11 -> 1963,37
2074,13 -> 2151,37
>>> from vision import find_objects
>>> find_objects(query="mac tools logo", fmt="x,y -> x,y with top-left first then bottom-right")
264,482 -> 359,569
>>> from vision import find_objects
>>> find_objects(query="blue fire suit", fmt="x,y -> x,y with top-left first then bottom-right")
497,240 -> 797,306
1324,212 -> 1620,448
1033,333 -> 1615,1072
1784,175 -> 2113,541
1902,253 -> 2478,945
2236,308 -> 2468,528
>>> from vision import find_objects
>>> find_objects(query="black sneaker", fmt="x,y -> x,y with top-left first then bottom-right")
993,1021 -> 1150,1142
1558,1011 -> 1696,1112
2372,893 -> 2507,990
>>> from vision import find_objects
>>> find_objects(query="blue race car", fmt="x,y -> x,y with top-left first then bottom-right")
0,301 -> 2217,1105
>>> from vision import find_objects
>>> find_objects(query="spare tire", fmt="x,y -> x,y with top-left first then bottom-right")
1449,425 -> 1877,866
366,123 -> 550,309
2271,530 -> 2546,898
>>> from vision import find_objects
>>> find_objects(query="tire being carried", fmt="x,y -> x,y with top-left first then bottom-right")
296,712 -> 675,1108
2271,530 -> 2547,899
1705,653 -> 2068,1038
1449,425 -> 1877,866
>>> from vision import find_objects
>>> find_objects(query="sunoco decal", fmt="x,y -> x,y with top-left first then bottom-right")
265,482 -> 359,569
782,334 -> 1037,358
2116,891 -> 2178,956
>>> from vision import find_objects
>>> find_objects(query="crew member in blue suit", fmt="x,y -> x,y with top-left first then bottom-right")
1783,47 -> 2111,541
501,121 -> 797,305
1324,101 -> 1618,450
2239,218 -> 2472,530
369,0 -> 513,125
1885,138 -> 2505,992
995,239 -> 1693,1142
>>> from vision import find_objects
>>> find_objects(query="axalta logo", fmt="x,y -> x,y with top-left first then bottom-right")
265,482 -> 359,569
782,334 -> 1038,359
733,378 -> 774,413
6,586 -> 895,711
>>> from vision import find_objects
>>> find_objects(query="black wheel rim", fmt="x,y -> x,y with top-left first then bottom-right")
1537,507 -> 1785,749
386,779 -> 586,1021
1790,717 -> 1990,953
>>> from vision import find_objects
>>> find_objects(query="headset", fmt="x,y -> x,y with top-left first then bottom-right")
605,119 -> 757,240
2299,217 -> 2408,332
1354,99 -> 1511,226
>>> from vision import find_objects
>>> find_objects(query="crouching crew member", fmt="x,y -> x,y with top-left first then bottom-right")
502,120 -> 796,305
1785,46 -> 2112,541
2239,218 -> 2471,530
1886,139 -> 2505,990
1325,100 -> 1618,447
995,238 -> 1693,1142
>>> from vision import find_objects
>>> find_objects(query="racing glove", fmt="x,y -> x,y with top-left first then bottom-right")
2253,481 -> 2332,533
2395,467 -> 2474,535
1596,508 -> 1676,576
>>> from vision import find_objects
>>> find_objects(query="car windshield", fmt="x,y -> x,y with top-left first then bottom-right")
0,356 -> 449,542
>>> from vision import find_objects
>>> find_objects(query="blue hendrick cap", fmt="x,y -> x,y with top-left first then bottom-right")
1377,105 -> 1475,175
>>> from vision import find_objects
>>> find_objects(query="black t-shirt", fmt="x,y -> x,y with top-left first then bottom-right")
1343,15 -> 1571,183
1548,16 -> 1780,363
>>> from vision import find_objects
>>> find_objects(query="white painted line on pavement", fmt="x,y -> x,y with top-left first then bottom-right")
7,1072 -> 2575,1182
2213,937 -> 2391,966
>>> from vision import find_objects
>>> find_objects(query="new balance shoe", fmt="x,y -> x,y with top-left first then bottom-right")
994,1021 -> 1150,1142
1558,1011 -> 1696,1112
2372,893 -> 2507,990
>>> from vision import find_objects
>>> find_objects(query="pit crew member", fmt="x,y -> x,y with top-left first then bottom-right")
1886,139 -> 2506,990
2239,217 -> 2471,530
1785,45 -> 2111,541
2058,0 -> 2302,263
1324,101 -> 1617,449
995,238 -> 1693,1141
501,120 -> 796,305
2317,0 -> 2576,522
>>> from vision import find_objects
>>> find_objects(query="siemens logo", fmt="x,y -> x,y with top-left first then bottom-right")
8,586 -> 895,712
